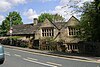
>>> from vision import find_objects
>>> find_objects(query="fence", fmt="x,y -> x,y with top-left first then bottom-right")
78,41 -> 100,56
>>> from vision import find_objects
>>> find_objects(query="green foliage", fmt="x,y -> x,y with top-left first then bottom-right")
0,25 -> 7,36
38,13 -> 53,22
40,37 -> 57,51
38,13 -> 64,23
46,37 -> 57,51
53,14 -> 65,22
79,1 -> 100,41
1,38 -> 28,48
1,11 -> 23,35
9,36 -> 22,39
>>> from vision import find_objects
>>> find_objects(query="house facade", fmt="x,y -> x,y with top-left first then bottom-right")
9,16 -> 80,53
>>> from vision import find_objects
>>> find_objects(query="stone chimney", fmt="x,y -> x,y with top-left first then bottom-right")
33,18 -> 38,25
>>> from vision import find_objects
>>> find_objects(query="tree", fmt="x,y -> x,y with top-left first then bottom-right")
38,13 -> 64,23
53,14 -> 65,22
38,13 -> 53,22
1,11 -> 23,35
78,1 -> 100,41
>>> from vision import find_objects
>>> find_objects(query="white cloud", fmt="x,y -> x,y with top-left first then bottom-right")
0,0 -> 12,12
39,0 -> 94,21
0,0 -> 27,12
9,0 -> 26,4
23,9 -> 38,20
60,0 -> 93,6
0,15 -> 5,24
40,5 -> 77,21
60,0 -> 69,5
49,0 -> 94,21
50,5 -> 72,21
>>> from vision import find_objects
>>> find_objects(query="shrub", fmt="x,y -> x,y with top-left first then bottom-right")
40,37 -> 57,51
1,38 -> 28,48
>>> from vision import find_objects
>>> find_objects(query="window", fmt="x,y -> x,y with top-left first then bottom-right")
67,44 -> 78,50
42,28 -> 54,37
68,27 -> 80,36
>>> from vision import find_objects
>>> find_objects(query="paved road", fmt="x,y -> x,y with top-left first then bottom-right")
0,47 -> 100,67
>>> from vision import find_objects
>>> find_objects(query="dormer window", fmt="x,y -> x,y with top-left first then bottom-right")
42,27 -> 54,37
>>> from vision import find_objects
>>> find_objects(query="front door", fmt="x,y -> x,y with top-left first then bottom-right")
33,40 -> 39,49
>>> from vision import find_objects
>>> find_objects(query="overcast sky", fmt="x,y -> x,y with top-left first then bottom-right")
0,0 -> 93,24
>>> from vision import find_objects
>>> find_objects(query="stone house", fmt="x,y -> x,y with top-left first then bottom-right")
7,16 -> 80,52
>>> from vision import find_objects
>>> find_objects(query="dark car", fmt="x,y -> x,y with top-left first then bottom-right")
0,45 -> 4,64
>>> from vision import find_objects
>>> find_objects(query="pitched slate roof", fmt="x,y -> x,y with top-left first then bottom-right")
33,23 -> 42,31
7,24 -> 35,36
53,22 -> 66,30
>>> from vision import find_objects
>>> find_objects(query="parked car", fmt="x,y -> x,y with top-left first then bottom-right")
0,45 -> 4,64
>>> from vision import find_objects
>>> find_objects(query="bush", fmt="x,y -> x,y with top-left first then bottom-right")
19,40 -> 28,48
1,38 -> 10,45
40,37 -> 57,51
1,38 -> 28,48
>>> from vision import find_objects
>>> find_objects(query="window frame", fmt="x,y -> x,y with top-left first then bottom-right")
42,27 -> 54,37
68,26 -> 80,36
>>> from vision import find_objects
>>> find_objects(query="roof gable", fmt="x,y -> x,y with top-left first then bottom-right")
41,18 -> 54,27
67,16 -> 79,26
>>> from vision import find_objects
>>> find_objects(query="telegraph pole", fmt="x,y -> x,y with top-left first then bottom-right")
10,17 -> 12,45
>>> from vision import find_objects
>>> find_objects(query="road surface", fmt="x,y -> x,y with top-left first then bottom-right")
0,47 -> 100,67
